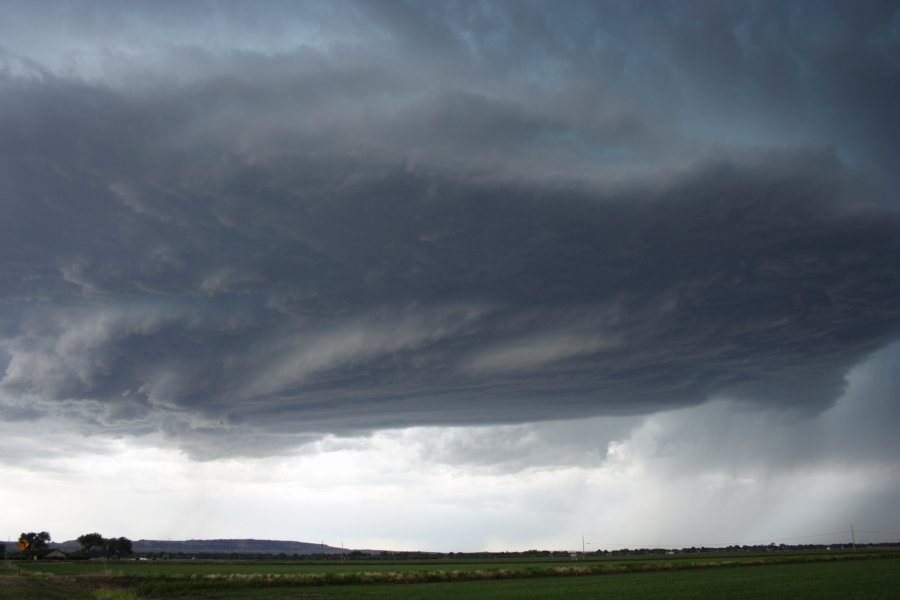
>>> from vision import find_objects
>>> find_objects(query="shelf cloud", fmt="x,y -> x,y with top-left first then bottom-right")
1,1 -> 899,550
1,1 -> 899,460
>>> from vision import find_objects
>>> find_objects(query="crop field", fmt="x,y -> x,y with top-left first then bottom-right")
2,551 -> 898,599
6,548 -> 877,577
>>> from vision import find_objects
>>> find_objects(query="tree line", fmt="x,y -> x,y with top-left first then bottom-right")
8,531 -> 132,559
75,532 -> 133,558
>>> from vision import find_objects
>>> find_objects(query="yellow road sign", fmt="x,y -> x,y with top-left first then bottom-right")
18,538 -> 29,550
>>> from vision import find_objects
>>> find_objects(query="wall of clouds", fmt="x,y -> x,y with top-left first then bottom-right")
1,1 -> 899,460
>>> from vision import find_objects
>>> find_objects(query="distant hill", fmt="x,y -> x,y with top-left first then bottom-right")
3,538 -> 348,556
131,539 -> 346,555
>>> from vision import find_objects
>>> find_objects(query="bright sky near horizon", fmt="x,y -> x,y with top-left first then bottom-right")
1,0 -> 899,552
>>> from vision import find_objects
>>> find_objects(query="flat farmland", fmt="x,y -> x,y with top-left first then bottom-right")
2,551 -> 898,599
9,548 -> 877,577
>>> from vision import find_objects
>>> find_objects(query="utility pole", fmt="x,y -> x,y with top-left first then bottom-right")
850,523 -> 856,551
582,535 -> 585,560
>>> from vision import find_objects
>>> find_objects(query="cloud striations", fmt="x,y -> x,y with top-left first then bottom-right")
1,0 -> 899,459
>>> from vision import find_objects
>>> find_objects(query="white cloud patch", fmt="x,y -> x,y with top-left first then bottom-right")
463,332 -> 616,374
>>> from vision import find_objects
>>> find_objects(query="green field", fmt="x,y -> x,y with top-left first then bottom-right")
2,551 -> 898,599
7,548 -> 879,577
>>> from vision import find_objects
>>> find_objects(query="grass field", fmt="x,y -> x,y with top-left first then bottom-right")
7,548 -> 879,577
2,551 -> 898,599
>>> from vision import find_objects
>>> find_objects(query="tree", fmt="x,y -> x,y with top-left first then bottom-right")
77,532 -> 105,557
19,532 -> 51,559
75,533 -> 133,558
105,537 -> 133,558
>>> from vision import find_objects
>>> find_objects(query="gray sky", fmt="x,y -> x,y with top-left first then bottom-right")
1,0 -> 899,551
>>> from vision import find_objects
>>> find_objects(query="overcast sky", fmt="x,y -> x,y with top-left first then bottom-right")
1,0 -> 899,552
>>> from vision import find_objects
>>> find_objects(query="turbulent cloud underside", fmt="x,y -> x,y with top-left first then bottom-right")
1,0 -> 899,457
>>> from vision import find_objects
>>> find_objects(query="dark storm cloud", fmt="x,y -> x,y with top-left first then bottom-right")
1,1 -> 899,455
